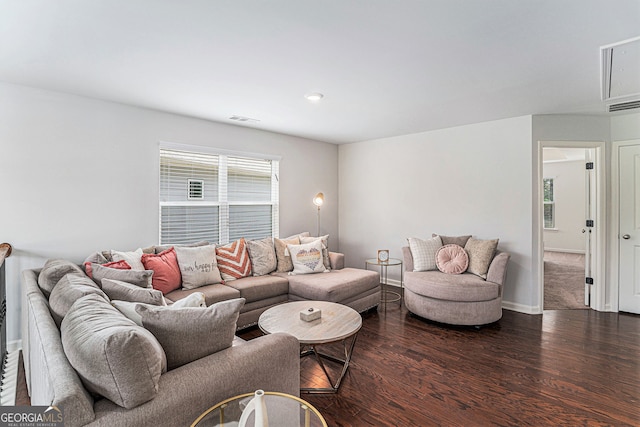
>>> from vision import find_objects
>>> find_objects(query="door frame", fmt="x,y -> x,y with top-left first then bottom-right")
611,139 -> 640,312
535,140 -> 607,312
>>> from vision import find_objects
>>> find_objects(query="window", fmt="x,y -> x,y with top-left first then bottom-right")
543,178 -> 555,229
160,146 -> 279,245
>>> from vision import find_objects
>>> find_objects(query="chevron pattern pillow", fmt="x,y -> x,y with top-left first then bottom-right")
215,238 -> 252,281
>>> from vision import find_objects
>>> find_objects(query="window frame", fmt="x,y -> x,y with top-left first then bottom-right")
543,177 -> 555,230
159,142 -> 280,245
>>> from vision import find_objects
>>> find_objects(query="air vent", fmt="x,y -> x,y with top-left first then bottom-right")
608,100 -> 640,112
187,179 -> 204,200
229,115 -> 260,123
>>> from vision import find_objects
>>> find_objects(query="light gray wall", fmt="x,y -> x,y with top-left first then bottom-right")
338,116 -> 534,310
543,160 -> 586,252
0,82 -> 338,342
611,112 -> 640,141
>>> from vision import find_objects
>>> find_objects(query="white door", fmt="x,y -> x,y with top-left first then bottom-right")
619,144 -> 640,314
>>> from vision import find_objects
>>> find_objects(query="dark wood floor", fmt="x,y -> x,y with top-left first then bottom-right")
242,305 -> 640,426
15,306 -> 640,426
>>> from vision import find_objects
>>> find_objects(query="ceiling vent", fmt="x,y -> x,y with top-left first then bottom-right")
601,36 -> 640,111
608,100 -> 640,112
229,115 -> 260,123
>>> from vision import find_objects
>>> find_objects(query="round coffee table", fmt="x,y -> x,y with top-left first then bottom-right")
191,391 -> 327,427
258,301 -> 362,394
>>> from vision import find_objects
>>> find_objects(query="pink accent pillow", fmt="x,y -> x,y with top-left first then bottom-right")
141,247 -> 182,294
83,260 -> 131,279
435,244 -> 469,275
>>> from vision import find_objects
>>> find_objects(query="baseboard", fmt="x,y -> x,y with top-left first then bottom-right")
7,340 -> 22,353
385,279 -> 402,288
502,301 -> 542,315
544,248 -> 585,254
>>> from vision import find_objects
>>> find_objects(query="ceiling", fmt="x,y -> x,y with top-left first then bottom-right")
0,1 -> 639,144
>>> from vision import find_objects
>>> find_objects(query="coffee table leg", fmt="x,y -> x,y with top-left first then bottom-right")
300,333 -> 358,394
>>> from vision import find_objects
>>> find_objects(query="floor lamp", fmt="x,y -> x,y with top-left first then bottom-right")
313,192 -> 324,237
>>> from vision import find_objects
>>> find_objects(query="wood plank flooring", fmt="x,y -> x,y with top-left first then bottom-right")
241,305 -> 640,426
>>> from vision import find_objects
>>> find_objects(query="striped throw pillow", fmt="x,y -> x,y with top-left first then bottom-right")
215,238 -> 252,281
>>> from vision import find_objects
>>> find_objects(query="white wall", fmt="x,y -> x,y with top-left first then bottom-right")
338,116 -> 534,310
0,82 -> 339,342
611,112 -> 640,141
543,160 -> 586,252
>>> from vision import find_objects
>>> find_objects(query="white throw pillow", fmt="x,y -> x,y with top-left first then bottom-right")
112,292 -> 206,326
174,245 -> 223,289
287,240 -> 329,275
408,236 -> 443,271
111,248 -> 145,270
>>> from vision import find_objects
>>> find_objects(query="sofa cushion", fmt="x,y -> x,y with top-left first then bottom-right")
174,245 -> 223,289
49,273 -> 107,327
405,271 -> 499,302
136,298 -> 245,370
141,247 -> 182,294
154,240 -> 210,254
246,237 -> 277,276
61,294 -> 167,409
436,244 -> 469,275
111,248 -> 146,270
274,237 -> 300,273
408,236 -> 443,271
216,238 -> 252,281
282,268 -> 379,303
224,275 -> 289,303
432,234 -> 472,247
112,293 -> 205,326
84,260 -> 131,279
88,263 -> 154,288
288,240 -> 328,275
165,283 -> 241,306
299,235 -> 331,270
37,259 -> 85,297
101,278 -> 166,305
465,238 -> 499,279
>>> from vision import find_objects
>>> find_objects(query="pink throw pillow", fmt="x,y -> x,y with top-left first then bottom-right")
435,244 -> 469,275
83,260 -> 131,279
141,247 -> 182,294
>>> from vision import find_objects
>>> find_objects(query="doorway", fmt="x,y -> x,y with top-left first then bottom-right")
542,147 -> 590,310
536,141 -> 606,312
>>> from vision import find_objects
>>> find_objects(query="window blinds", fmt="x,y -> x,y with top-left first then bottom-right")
159,147 -> 279,245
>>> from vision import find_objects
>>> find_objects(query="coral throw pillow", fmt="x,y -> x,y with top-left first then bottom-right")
83,260 -> 131,279
215,238 -> 252,281
141,247 -> 182,294
435,244 -> 469,275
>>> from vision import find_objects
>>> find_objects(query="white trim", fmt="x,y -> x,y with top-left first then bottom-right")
159,140 -> 282,161
535,141 -> 607,312
7,339 -> 21,353
610,139 -> 640,313
544,248 -> 586,254
502,300 -> 540,315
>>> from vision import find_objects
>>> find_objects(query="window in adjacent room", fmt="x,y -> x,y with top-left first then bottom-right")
159,145 -> 279,245
543,178 -> 555,229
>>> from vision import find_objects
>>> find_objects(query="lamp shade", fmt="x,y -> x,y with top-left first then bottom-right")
313,192 -> 324,207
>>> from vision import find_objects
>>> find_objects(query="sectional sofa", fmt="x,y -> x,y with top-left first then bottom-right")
21,239 -> 380,426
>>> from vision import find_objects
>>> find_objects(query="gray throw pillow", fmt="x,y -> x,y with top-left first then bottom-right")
174,245 -> 223,289
136,298 -> 245,370
464,238 -> 499,279
61,294 -> 167,409
432,234 -> 472,247
112,293 -> 205,326
154,240 -> 209,254
101,278 -> 166,305
246,237 -> 277,276
49,274 -> 107,327
274,237 -> 300,272
37,259 -> 85,297
89,263 -> 153,288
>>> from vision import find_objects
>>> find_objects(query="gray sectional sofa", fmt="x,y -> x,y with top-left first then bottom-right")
21,245 -> 380,426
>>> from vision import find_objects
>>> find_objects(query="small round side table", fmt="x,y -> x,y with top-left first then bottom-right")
365,258 -> 403,307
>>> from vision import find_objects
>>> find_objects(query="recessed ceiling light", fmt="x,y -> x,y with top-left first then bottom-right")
305,92 -> 324,102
